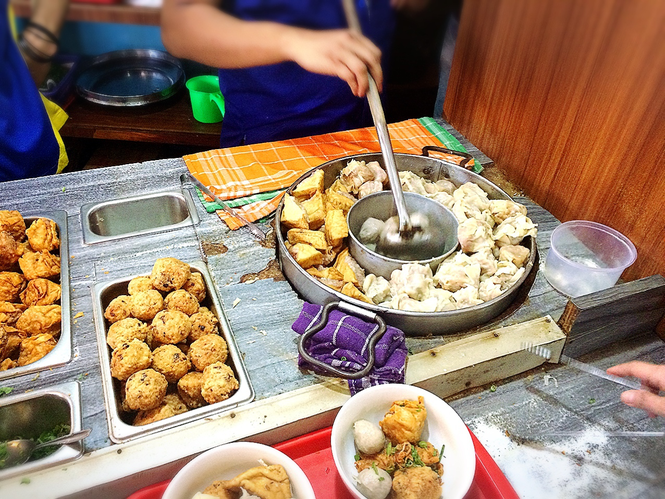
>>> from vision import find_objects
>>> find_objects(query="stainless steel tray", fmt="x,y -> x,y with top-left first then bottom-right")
0,381 -> 83,479
92,261 -> 254,443
76,49 -> 185,107
0,211 -> 72,381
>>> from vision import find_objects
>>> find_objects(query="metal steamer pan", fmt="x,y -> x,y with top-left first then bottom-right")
276,149 -> 537,336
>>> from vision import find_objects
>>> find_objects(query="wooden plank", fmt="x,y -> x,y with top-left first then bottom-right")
11,0 -> 161,25
558,275 -> 665,357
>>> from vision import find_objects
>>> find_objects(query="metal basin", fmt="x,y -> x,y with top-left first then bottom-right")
80,189 -> 199,244
0,382 -> 83,479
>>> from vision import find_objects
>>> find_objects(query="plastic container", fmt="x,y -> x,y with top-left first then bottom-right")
544,220 -> 637,297
186,75 -> 225,123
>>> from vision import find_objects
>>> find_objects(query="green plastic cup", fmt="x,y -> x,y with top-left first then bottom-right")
186,75 -> 226,124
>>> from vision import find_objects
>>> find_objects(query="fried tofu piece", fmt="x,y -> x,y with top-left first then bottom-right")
379,396 -> 427,444
292,168 -> 325,200
328,179 -> 350,194
333,249 -> 365,288
306,266 -> 345,281
324,189 -> 355,214
281,194 -> 309,230
288,243 -> 324,269
287,229 -> 329,251
324,209 -> 348,249
300,191 -> 326,229
209,464 -> 292,499
317,277 -> 345,292
341,282 -> 373,304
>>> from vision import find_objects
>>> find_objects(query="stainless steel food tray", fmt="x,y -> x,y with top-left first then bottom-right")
276,151 -> 537,336
92,261 -> 254,443
0,381 -> 83,479
0,211 -> 72,381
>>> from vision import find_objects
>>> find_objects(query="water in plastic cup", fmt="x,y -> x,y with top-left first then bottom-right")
544,220 -> 637,298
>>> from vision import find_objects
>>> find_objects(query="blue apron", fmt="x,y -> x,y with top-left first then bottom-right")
0,0 -> 59,182
218,0 -> 395,147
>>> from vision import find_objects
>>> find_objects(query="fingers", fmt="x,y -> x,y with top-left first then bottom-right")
607,361 -> 665,391
620,389 -> 665,418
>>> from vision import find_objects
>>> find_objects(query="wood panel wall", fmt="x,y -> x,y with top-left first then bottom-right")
443,0 -> 665,281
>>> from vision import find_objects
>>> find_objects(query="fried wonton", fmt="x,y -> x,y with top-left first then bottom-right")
19,278 -> 61,306
0,272 -> 26,302
0,231 -> 21,272
25,218 -> 60,252
17,333 -> 57,366
205,464 -> 292,499
0,301 -> 27,325
18,250 -> 60,280
0,210 -> 26,241
15,304 -> 61,336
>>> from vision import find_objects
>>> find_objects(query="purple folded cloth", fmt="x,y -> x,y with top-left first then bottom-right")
292,302 -> 408,394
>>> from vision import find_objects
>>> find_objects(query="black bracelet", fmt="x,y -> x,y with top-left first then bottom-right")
17,36 -> 53,63
25,20 -> 59,45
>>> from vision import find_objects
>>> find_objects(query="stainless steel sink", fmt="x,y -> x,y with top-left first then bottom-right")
80,189 -> 200,244
0,382 -> 83,479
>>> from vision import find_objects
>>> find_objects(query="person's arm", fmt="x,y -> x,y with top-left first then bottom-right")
18,0 -> 70,86
161,0 -> 383,97
607,361 -> 665,417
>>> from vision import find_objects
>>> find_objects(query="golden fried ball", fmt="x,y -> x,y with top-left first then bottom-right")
16,305 -> 61,336
127,276 -> 153,295
0,232 -> 20,271
391,466 -> 441,499
17,333 -> 57,366
0,210 -> 26,241
164,289 -> 199,316
177,371 -> 206,409
189,334 -> 228,371
182,272 -> 206,303
104,295 -> 133,323
124,368 -> 168,411
110,339 -> 153,380
25,218 -> 59,253
19,278 -> 60,306
150,258 -> 191,292
201,362 -> 239,404
0,271 -> 26,302
18,250 -> 60,280
0,301 -> 26,325
151,310 -> 192,345
379,396 -> 427,445
151,344 -> 191,383
133,393 -> 189,426
188,307 -> 220,342
130,289 -> 164,321
107,318 -> 149,350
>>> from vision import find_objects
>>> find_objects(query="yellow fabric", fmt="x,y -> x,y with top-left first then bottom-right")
40,95 -> 69,173
184,119 -> 470,230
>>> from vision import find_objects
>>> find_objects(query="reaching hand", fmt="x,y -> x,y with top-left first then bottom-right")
282,28 -> 383,97
607,361 -> 665,417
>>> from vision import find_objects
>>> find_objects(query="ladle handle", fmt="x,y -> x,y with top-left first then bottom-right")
34,429 -> 91,450
342,0 -> 411,231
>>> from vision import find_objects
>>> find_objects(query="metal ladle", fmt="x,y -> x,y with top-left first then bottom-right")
1,429 -> 91,469
342,0 -> 444,261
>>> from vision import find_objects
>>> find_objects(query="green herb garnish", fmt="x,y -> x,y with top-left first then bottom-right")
354,453 -> 361,461
439,444 -> 446,462
386,441 -> 394,455
410,445 -> 425,467
0,387 -> 13,397
418,441 -> 428,448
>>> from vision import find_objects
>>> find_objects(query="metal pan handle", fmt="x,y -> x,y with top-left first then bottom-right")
297,301 -> 387,380
421,145 -> 475,170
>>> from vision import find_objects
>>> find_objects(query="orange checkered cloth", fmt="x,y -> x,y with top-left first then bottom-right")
183,118 -> 476,230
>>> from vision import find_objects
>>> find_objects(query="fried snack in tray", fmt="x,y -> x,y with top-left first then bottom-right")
203,463 -> 292,499
18,250 -> 60,281
25,218 -> 59,252
17,333 -> 57,367
0,272 -> 26,302
19,278 -> 60,306
0,210 -> 26,241
0,232 -> 20,271
103,257 -> 239,426
0,301 -> 27,325
15,304 -> 61,336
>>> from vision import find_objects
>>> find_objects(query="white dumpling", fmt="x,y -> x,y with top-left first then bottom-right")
458,218 -> 495,253
433,260 -> 481,292
359,217 -> 385,245
468,247 -> 498,276
493,214 -> 537,246
358,180 -> 384,199
491,261 -> 521,285
451,199 -> 480,222
340,160 -> 375,194
389,293 -> 436,312
428,191 -> 455,210
435,178 -> 457,195
452,285 -> 483,308
363,274 -> 392,304
489,199 -> 528,224
430,288 -> 457,311
390,264 -> 433,301
398,171 -> 428,195
365,161 -> 388,185
479,279 -> 503,301
453,182 -> 491,212
499,244 -> 531,268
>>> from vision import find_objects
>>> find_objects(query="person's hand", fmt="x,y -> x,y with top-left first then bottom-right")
281,28 -> 383,98
607,361 -> 665,417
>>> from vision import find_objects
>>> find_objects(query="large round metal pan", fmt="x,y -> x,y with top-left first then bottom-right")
276,149 -> 537,336
76,49 -> 185,106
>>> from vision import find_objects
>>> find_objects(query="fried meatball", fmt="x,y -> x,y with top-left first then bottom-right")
16,305 -> 61,336
151,310 -> 191,345
188,307 -> 220,342
177,371 -> 206,409
0,272 -> 26,302
164,289 -> 199,316
106,318 -> 149,350
182,272 -> 206,303
104,295 -> 133,323
19,278 -> 60,306
0,301 -> 26,324
150,258 -> 191,292
151,344 -> 191,383
17,333 -> 57,366
110,339 -> 153,380
130,289 -> 164,321
133,393 -> 189,426
127,276 -> 153,295
201,362 -> 239,404
0,210 -> 26,241
189,334 -> 228,371
124,368 -> 168,411
18,250 -> 60,280
379,396 -> 427,444
25,218 -> 59,252
391,466 -> 441,499
0,232 -> 20,271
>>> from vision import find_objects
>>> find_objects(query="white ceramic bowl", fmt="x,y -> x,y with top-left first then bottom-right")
331,384 -> 476,499
163,442 -> 316,499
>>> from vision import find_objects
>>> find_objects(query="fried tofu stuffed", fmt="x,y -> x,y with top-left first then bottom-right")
324,209 -> 348,249
379,396 -> 427,444
0,232 -> 20,271
287,228 -> 328,251
287,243 -> 324,269
17,333 -> 57,366
292,168 -> 324,200
324,189 -> 355,214
281,194 -> 309,230
300,191 -> 326,229
18,250 -> 60,280
341,282 -> 373,304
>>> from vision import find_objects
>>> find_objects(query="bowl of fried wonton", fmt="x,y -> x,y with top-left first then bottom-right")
331,384 -> 475,499
163,441 -> 316,499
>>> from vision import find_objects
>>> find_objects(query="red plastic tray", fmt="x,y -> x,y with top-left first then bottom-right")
128,427 -> 518,499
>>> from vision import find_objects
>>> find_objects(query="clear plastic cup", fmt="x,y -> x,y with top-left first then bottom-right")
543,220 -> 637,298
